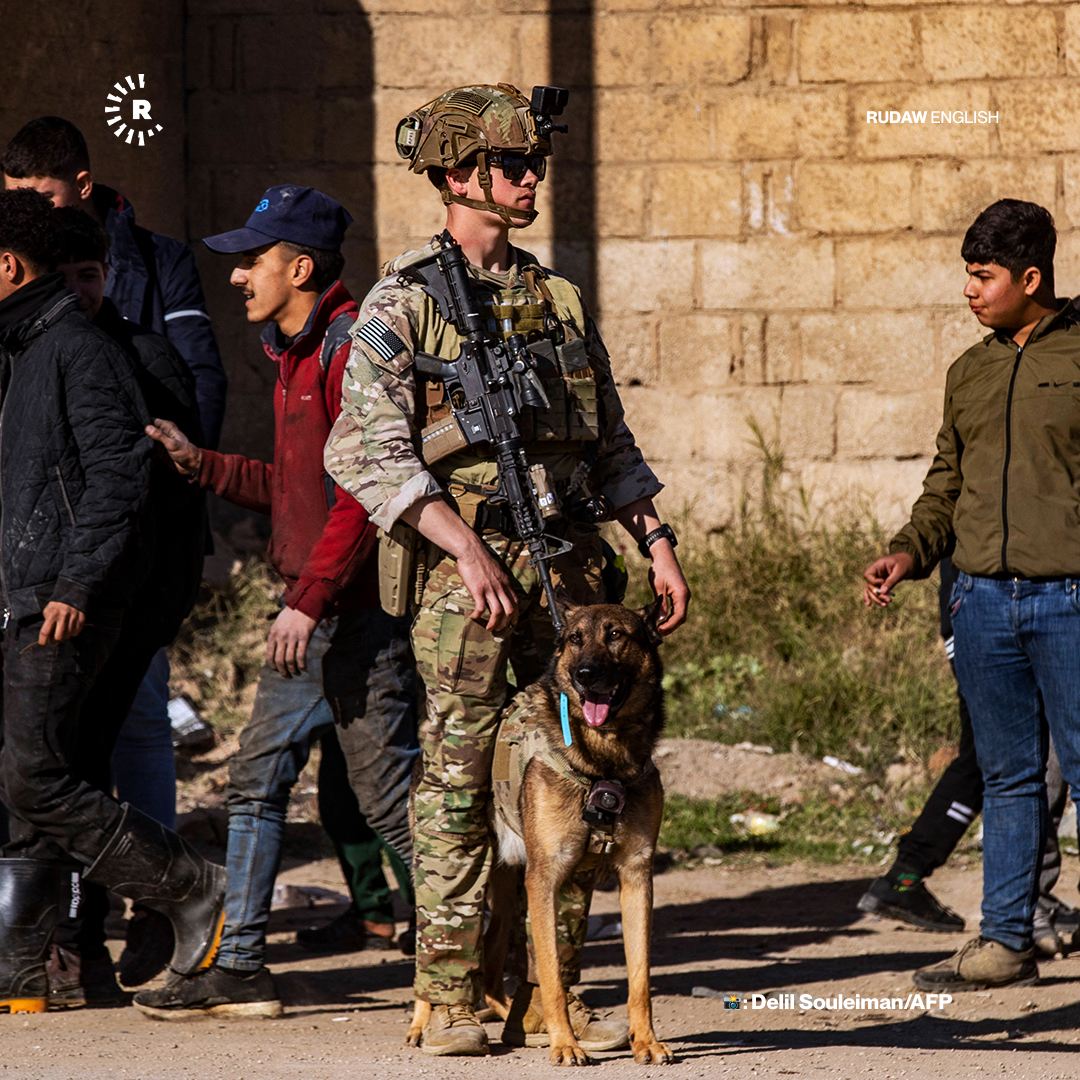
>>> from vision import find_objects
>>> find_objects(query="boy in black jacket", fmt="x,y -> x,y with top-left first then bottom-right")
0,189 -> 223,1015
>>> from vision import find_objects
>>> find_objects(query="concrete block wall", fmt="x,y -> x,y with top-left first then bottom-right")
590,1 -> 1080,532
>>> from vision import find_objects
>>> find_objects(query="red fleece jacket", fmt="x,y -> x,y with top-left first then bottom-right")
197,281 -> 377,619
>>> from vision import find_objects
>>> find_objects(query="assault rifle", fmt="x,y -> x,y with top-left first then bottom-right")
408,230 -> 572,632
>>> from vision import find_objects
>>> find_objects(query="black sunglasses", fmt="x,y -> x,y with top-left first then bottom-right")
488,152 -> 547,183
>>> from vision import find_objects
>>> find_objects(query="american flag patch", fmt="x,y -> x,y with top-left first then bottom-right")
357,317 -> 406,362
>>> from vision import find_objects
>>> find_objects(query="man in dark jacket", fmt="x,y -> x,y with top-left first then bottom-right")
865,199 -> 1080,992
0,188 -> 224,1016
41,207 -> 209,1005
134,186 -> 417,1020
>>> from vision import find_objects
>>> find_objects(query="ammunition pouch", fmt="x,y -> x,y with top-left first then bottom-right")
377,521 -> 419,617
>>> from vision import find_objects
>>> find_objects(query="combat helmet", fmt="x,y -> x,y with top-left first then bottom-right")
395,83 -> 567,228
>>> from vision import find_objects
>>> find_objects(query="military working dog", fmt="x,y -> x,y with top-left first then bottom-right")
407,595 -> 672,1066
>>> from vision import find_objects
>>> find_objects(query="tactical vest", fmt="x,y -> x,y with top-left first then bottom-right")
397,247 -> 603,499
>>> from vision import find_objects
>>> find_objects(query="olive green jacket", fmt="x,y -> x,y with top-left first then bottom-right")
890,300 -> 1080,578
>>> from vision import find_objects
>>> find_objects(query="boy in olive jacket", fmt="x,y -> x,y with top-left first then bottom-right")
865,200 -> 1080,992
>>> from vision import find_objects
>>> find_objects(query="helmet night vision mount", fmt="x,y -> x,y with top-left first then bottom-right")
395,83 -> 569,228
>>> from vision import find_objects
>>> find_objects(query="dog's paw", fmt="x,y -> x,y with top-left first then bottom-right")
632,1039 -> 673,1065
403,1027 -> 423,1047
549,1041 -> 591,1066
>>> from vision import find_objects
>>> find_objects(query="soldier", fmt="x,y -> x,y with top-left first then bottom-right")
325,84 -> 690,1056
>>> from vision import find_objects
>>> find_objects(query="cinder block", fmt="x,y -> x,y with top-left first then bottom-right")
763,14 -> 795,85
779,385 -> 837,462
938,309 -> 987,375
711,87 -> 848,161
657,315 -> 738,392
374,162 -> 446,244
699,238 -> 835,311
598,314 -> 659,386
763,314 -> 801,385
371,14 -> 519,90
649,13 -> 751,86
801,312 -> 935,387
321,97 -> 376,166
621,387 -> 697,462
836,237 -> 965,309
853,85 -> 993,160
922,7 -> 1056,81
240,15 -> 323,90
596,239 -> 696,314
596,89 -> 711,164
920,159 -> 1057,234
319,15 -> 377,90
697,387 -> 782,466
793,459 -> 933,534
1052,230 -> 1080,299
798,162 -> 912,234
651,461 -> 742,535
799,11 -> 918,83
994,83 -> 1080,155
647,165 -> 742,239
837,388 -> 943,460
594,14 -> 651,87
1068,6 -> 1080,78
187,90 -> 317,165
596,166 -> 647,237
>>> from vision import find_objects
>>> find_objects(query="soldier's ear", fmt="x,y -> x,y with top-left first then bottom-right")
637,594 -> 667,646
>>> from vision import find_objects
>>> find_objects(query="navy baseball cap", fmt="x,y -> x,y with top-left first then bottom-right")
202,185 -> 353,253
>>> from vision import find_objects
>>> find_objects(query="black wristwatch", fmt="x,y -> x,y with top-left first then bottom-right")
638,524 -> 677,560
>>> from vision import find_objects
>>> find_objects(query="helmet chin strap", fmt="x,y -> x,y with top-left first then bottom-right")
440,150 -> 538,228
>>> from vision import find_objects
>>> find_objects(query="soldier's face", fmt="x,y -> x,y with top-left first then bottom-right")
448,156 -> 540,222
230,243 -> 295,324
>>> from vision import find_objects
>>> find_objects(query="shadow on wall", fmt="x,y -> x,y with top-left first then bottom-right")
185,0 -> 375,474
550,0 -> 595,302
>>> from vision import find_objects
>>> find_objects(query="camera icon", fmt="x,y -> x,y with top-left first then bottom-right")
723,994 -> 741,1010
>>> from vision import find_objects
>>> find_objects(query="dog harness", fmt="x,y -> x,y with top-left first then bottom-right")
491,688 -> 656,855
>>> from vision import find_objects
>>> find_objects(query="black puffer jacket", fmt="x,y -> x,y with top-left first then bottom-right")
0,275 -> 151,621
95,298 -> 206,644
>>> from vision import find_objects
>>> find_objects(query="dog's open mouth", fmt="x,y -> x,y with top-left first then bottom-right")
581,690 -> 614,727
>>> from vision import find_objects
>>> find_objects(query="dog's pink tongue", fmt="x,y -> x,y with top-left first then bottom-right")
582,693 -> 612,727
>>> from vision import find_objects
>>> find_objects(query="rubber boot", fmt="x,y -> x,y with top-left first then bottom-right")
0,859 -> 63,1014
83,804 -> 225,977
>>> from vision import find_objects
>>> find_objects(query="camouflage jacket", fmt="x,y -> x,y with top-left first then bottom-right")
324,240 -> 661,531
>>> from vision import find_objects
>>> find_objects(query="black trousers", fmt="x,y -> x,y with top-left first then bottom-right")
0,611 -> 124,865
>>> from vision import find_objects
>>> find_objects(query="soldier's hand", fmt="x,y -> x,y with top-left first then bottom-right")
863,552 -> 915,607
146,418 -> 202,477
39,601 -> 85,645
648,543 -> 690,634
267,606 -> 319,678
457,545 -> 518,632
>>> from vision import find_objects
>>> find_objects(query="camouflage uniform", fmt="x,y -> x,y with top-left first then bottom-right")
325,241 -> 660,1004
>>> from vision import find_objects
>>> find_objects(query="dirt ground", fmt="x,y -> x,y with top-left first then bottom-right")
5,854 -> 1080,1080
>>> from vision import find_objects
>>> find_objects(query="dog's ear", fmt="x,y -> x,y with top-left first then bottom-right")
553,585 -> 581,629
637,594 -> 668,645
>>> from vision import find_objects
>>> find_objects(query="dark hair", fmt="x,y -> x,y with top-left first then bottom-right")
0,188 -> 61,274
427,160 -> 476,190
961,199 -> 1056,290
55,206 -> 109,265
277,240 -> 344,292
1,117 -> 90,182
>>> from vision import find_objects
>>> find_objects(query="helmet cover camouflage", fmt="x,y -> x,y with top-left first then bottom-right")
395,83 -> 553,227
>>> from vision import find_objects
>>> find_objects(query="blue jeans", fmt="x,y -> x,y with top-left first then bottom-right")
950,573 -> 1080,952
110,648 -> 176,830
217,609 -> 417,972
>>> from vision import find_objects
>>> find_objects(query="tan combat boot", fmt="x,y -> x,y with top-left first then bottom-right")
912,936 -> 1038,992
502,982 -> 629,1051
420,1003 -> 490,1056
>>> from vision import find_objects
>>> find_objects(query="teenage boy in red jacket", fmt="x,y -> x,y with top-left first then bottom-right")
137,186 -> 418,1018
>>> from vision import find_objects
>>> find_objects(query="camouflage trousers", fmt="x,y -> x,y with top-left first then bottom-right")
411,524 -> 604,1004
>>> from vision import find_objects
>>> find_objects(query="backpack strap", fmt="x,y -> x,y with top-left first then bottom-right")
320,311 -> 356,373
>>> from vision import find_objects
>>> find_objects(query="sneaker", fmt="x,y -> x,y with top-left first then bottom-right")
502,983 -> 629,1051
119,906 -> 175,987
132,964 -> 283,1020
295,907 -> 395,953
46,946 -> 128,1009
420,1003 -> 490,1056
858,877 -> 965,933
912,936 -> 1038,992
